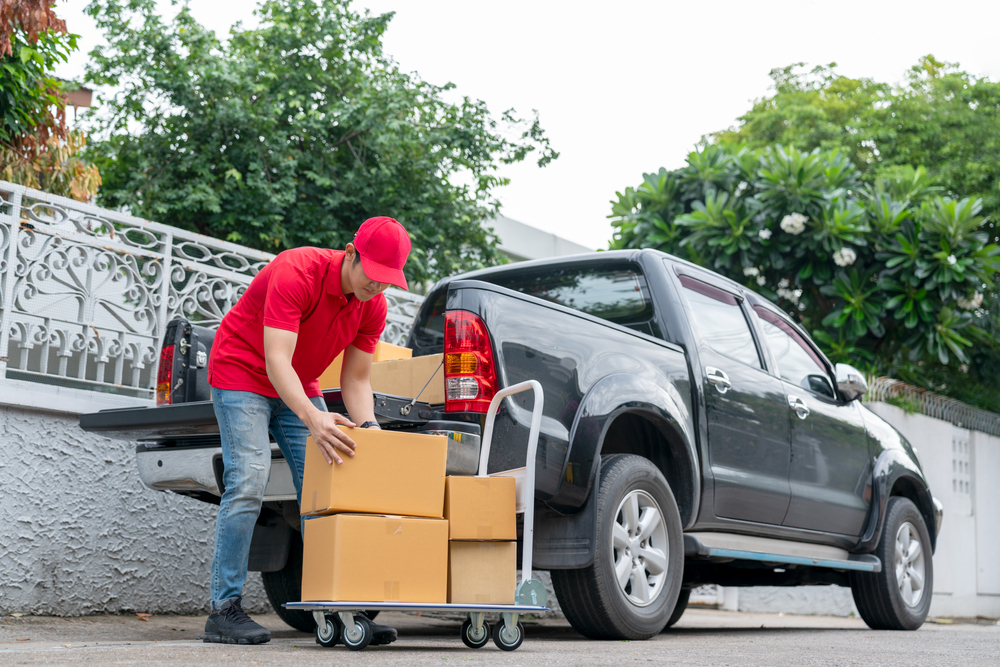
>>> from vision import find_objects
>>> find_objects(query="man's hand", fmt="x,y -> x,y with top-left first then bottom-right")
304,410 -> 357,465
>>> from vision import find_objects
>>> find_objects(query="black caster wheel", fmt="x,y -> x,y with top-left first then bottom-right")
341,614 -> 373,651
461,618 -> 491,649
315,614 -> 341,648
492,618 -> 524,651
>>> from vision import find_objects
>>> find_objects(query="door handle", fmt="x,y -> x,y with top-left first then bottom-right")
788,395 -> 810,420
706,367 -> 732,394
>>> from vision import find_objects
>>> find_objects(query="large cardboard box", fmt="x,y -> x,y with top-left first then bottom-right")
317,341 -> 412,389
444,476 -> 517,540
303,513 -> 448,603
447,541 -> 516,604
369,353 -> 445,404
302,426 -> 447,518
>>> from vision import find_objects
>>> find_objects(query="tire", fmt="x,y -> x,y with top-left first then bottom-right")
850,496 -> 933,630
492,618 -> 524,651
262,537 -> 379,632
663,588 -> 690,629
262,536 -> 316,633
551,454 -> 684,640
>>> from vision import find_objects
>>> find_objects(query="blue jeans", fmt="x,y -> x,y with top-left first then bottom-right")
209,386 -> 326,609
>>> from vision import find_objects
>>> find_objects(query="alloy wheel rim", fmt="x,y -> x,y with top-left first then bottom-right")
611,489 -> 669,607
894,521 -> 926,608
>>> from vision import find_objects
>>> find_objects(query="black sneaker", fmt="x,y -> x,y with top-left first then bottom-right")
203,597 -> 271,645
361,613 -> 397,646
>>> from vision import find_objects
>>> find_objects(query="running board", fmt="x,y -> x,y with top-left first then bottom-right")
684,532 -> 881,573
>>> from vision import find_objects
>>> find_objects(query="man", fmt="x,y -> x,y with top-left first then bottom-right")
203,216 -> 411,645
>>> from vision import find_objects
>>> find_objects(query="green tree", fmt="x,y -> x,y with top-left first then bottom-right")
0,0 -> 100,199
83,0 -> 557,285
713,56 -> 1000,244
610,144 -> 1000,412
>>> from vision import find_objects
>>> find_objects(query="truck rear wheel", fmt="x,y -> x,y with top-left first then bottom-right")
850,496 -> 933,630
551,454 -> 684,639
262,537 -> 316,633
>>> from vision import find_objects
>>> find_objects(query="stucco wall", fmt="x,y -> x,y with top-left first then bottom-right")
0,404 -> 269,616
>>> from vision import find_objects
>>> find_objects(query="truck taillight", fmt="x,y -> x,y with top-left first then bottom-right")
156,345 -> 174,406
444,311 -> 497,413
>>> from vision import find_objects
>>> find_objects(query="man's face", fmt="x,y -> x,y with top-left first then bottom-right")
347,247 -> 389,301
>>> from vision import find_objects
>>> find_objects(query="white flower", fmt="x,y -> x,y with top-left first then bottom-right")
947,254 -> 958,266
960,364 -> 970,374
758,228 -> 772,240
957,292 -> 983,310
833,247 -> 857,267
777,286 -> 803,304
743,266 -> 759,277
756,275 -> 767,286
778,278 -> 790,288
780,212 -> 807,235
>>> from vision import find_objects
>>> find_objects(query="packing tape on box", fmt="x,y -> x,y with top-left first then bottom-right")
311,491 -> 317,513
384,581 -> 400,601
385,518 -> 403,535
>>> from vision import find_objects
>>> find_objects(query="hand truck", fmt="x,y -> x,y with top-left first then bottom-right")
284,380 -> 549,651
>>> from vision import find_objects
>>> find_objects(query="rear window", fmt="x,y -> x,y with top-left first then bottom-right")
485,265 -> 660,335
408,264 -> 661,353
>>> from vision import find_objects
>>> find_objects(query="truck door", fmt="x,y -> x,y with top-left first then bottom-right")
751,306 -> 872,536
678,276 -> 792,525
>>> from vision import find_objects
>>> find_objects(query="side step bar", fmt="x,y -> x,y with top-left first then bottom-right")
684,532 -> 881,573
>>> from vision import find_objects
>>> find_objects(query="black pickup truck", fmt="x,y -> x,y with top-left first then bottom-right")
81,249 -> 943,639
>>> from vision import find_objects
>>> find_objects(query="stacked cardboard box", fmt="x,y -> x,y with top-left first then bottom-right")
317,341 -> 445,405
443,476 -> 518,604
300,426 -> 449,603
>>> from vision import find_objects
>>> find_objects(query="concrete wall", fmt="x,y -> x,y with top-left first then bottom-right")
0,404 -> 270,616
490,215 -> 595,262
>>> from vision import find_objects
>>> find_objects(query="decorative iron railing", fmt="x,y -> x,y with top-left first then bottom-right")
0,181 -> 424,404
865,376 -> 1000,437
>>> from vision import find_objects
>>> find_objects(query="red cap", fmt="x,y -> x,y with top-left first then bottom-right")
353,217 -> 411,290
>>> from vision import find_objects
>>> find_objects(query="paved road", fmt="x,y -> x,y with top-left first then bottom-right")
1,609 -> 997,666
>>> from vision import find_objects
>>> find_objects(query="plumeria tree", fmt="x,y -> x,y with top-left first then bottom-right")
609,143 -> 1000,410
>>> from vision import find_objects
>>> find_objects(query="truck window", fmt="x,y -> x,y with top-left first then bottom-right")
679,277 -> 761,369
753,306 -> 835,398
485,265 -> 660,335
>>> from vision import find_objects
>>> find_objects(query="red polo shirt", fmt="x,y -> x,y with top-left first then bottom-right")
208,247 -> 387,398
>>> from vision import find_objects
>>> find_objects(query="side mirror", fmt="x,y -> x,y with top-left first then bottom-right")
835,363 -> 868,402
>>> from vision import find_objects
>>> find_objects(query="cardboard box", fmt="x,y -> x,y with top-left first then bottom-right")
318,341 -> 412,389
302,426 -> 447,518
447,541 -> 516,604
444,476 -> 517,540
302,513 -> 448,603
369,353 -> 445,404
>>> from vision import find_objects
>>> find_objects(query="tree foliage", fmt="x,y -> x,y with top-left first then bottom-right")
610,143 -> 1000,411
713,56 -> 1000,244
83,0 -> 557,286
0,0 -> 100,199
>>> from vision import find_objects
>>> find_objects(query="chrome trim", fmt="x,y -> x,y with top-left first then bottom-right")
423,430 -> 482,476
136,446 -> 297,501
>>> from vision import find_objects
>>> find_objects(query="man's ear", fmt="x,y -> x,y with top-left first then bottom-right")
345,242 -> 356,258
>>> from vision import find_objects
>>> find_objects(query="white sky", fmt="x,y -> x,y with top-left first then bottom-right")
55,0 -> 1000,250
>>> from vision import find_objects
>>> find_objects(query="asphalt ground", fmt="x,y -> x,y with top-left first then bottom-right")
1,609 -> 997,666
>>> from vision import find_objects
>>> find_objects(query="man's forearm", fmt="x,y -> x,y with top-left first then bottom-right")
341,377 -> 377,426
266,358 -> 323,428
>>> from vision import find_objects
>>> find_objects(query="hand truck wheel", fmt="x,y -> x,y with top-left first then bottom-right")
315,613 -> 341,648
341,613 -> 373,651
492,618 -> 524,651
460,617 -> 491,649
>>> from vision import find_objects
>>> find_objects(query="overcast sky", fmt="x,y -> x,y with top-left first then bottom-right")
55,0 -> 1000,250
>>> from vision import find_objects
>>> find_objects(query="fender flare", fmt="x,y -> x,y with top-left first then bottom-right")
563,372 -> 699,527
856,448 -> 938,554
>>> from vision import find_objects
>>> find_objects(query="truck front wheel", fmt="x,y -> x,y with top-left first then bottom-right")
551,454 -> 684,639
849,496 -> 933,630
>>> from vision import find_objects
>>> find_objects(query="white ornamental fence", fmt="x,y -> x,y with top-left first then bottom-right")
0,181 -> 424,411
